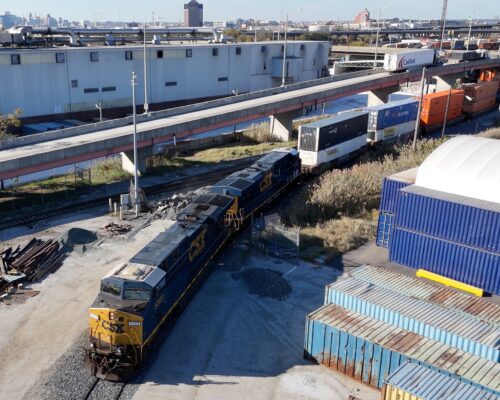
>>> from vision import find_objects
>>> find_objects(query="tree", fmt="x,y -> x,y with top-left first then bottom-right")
0,109 -> 22,142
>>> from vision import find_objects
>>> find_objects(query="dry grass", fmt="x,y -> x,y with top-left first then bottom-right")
478,126 -> 500,139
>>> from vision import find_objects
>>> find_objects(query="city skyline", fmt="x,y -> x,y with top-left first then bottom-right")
1,0 -> 497,24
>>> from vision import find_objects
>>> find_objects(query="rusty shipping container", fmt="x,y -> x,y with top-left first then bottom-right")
304,304 -> 500,393
382,362 -> 500,400
463,81 -> 498,102
349,265 -> 500,326
463,97 -> 497,115
324,275 -> 500,361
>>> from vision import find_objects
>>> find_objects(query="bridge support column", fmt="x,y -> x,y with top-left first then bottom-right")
121,146 -> 153,176
367,85 -> 400,106
269,110 -> 298,141
433,73 -> 462,92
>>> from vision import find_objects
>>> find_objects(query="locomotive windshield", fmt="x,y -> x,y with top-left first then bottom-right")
101,282 -> 122,297
123,288 -> 151,301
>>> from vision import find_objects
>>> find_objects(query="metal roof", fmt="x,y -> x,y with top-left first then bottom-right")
367,98 -> 418,111
385,362 -> 500,400
325,275 -> 500,361
310,304 -> 500,394
400,185 -> 500,213
387,167 -> 419,184
349,266 -> 500,326
301,110 -> 369,129
415,136 -> 500,204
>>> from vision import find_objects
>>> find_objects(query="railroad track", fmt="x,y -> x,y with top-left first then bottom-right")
0,158 -> 256,231
83,378 -> 126,400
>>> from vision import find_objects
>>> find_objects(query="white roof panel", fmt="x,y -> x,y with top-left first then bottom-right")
415,136 -> 500,204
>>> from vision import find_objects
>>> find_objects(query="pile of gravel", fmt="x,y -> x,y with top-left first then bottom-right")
60,228 -> 98,252
232,268 -> 292,301
153,187 -> 211,221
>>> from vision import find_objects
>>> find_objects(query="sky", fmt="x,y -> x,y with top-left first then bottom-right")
2,0 -> 497,23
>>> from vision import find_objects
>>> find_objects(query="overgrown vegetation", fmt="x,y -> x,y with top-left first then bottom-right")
0,109 -> 22,141
91,158 -> 132,185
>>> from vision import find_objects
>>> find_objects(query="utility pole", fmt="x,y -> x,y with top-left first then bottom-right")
413,67 -> 427,151
467,12 -> 474,51
281,15 -> 288,87
131,72 -> 140,217
441,87 -> 452,138
439,0 -> 448,52
374,8 -> 382,68
143,24 -> 149,114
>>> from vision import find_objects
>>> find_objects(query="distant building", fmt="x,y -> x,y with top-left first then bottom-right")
354,8 -> 370,24
184,0 -> 203,27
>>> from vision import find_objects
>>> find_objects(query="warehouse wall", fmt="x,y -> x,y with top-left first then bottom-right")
0,41 -> 329,118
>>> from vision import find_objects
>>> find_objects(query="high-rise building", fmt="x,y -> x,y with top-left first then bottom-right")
354,8 -> 370,24
184,0 -> 203,27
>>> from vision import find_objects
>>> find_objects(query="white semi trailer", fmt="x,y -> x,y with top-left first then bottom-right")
383,49 -> 436,72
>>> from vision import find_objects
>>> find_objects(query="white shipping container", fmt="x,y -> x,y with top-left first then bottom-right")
368,120 -> 415,143
383,50 -> 435,72
299,134 -> 368,167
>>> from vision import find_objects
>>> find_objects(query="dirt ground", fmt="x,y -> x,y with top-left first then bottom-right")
0,211 -> 174,399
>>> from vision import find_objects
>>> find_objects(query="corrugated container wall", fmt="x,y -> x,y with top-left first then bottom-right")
383,362 -> 500,400
367,99 -> 419,131
395,186 -> 500,254
389,228 -> 500,295
325,276 -> 500,361
349,265 -> 500,326
304,304 -> 500,394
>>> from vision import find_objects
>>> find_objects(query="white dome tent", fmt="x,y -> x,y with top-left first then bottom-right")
415,136 -> 500,204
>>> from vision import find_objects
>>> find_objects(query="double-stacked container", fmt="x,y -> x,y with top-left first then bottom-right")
462,81 -> 498,115
366,99 -> 419,143
420,89 -> 464,129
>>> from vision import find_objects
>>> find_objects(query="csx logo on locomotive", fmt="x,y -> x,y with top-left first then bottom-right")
189,228 -> 207,262
260,172 -> 273,192
101,320 -> 125,333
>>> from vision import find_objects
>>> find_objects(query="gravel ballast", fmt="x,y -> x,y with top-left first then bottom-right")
232,268 -> 292,301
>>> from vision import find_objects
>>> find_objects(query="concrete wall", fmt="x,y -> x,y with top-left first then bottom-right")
0,41 -> 329,119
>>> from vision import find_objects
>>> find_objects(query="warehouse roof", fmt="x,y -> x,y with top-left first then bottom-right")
415,136 -> 500,204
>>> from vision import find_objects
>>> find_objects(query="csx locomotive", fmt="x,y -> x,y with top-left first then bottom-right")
86,149 -> 301,381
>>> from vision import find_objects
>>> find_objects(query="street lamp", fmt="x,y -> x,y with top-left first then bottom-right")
131,72 -> 140,217
281,14 -> 288,87
143,23 -> 149,114
374,2 -> 395,69
466,9 -> 481,51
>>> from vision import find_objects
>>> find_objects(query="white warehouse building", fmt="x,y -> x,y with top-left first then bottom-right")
0,41 -> 329,121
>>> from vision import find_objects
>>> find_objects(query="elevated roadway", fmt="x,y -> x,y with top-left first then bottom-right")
0,58 -> 499,180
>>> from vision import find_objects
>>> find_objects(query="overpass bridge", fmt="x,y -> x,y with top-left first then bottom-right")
0,58 -> 499,181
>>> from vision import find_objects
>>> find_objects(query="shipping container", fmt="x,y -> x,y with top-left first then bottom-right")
379,168 -> 418,213
298,110 -> 369,167
350,265 -> 500,326
304,304 -> 500,393
389,228 -> 500,295
420,105 -> 463,126
396,185 -> 500,254
449,50 -> 483,62
383,50 -> 436,72
383,362 -> 499,400
324,275 -> 500,361
367,99 -> 419,131
420,90 -> 464,115
463,81 -> 499,102
463,97 -> 497,115
368,121 -> 415,143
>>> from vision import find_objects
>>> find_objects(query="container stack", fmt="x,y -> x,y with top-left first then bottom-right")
420,89 -> 464,131
366,99 -> 419,143
304,265 -> 500,394
376,168 -> 417,248
376,136 -> 500,295
462,81 -> 498,115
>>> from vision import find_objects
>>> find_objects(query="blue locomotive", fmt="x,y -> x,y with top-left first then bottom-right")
86,149 -> 301,381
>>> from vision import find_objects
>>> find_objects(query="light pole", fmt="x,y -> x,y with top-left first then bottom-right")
412,67 -> 427,151
374,3 -> 395,69
281,14 -> 288,87
143,23 -> 149,114
131,72 -> 140,216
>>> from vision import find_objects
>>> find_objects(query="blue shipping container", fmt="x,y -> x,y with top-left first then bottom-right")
389,228 -> 500,295
304,304 -> 500,394
384,362 -> 499,400
368,99 -> 419,130
376,212 -> 394,248
396,185 -> 500,254
325,276 -> 500,361
379,168 -> 417,213
350,265 -> 500,326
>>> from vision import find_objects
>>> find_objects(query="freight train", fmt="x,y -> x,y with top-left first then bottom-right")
86,149 -> 301,381
86,70 -> 499,381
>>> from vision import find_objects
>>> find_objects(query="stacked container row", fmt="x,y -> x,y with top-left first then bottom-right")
324,275 -> 500,361
462,81 -> 498,115
420,89 -> 464,128
382,362 -> 499,400
376,168 -> 417,248
304,304 -> 500,394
